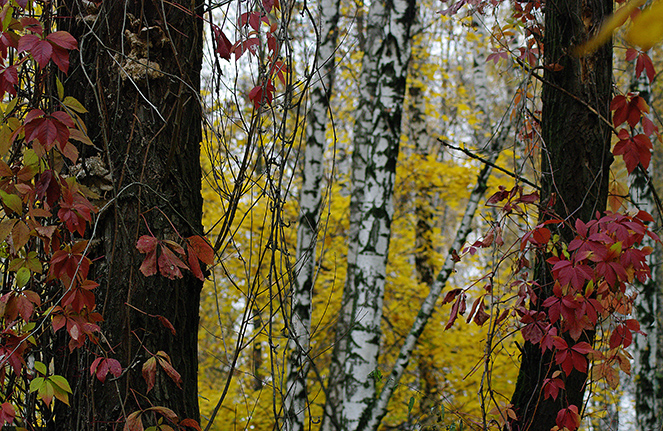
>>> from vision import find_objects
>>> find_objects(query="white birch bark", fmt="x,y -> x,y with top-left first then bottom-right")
629,67 -> 663,431
284,0 -> 340,428
327,0 -> 417,429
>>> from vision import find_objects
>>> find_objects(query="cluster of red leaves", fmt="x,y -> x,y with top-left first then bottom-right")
447,180 -> 658,430
520,212 -> 655,429
611,92 -> 658,174
137,234 -> 214,281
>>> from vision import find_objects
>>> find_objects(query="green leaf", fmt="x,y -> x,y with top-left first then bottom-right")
34,361 -> 47,376
407,396 -> 415,415
15,267 -> 30,287
368,367 -> 382,383
1,5 -> 12,33
23,148 -> 39,168
49,375 -> 72,393
0,189 -> 22,214
29,376 -> 45,392
0,124 -> 12,156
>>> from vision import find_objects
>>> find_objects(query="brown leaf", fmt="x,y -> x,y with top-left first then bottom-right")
142,356 -> 157,393
124,411 -> 143,431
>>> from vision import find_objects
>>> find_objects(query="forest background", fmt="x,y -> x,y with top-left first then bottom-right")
0,0 -> 660,431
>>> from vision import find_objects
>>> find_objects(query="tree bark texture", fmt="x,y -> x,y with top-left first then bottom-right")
322,0 -> 416,429
54,1 -> 204,429
628,61 -> 663,431
508,0 -> 612,428
285,0 -> 341,427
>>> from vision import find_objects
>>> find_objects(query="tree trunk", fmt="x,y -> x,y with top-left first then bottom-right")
628,56 -> 663,431
54,2 -> 204,429
322,0 -> 416,429
285,0 -> 340,427
508,0 -> 613,427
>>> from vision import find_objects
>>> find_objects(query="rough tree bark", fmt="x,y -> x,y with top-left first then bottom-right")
508,0 -> 613,427
54,1 -> 204,429
285,0 -> 340,427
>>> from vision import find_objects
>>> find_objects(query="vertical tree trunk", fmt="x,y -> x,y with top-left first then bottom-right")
323,0 -> 416,429
55,2 -> 204,429
508,0 -> 612,427
629,58 -> 663,431
285,0 -> 340,427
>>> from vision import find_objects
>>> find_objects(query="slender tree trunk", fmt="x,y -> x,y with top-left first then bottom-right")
629,58 -> 663,431
55,2 -> 204,429
367,128 -> 508,431
508,0 -> 613,427
285,0 -> 340,427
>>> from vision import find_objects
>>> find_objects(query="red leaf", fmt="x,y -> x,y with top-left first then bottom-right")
179,418 -> 202,431
609,324 -> 633,349
248,12 -> 261,32
263,0 -> 277,12
625,47 -> 638,62
442,288 -> 462,305
542,377 -> 564,400
17,33 -> 39,52
519,309 -> 549,344
139,249 -> 157,277
107,358 -> 122,378
212,25 -> 232,60
187,236 -> 214,264
146,406 -> 179,423
157,355 -> 182,388
90,357 -> 103,377
20,18 -> 42,34
158,315 -> 177,335
613,129 -> 652,174
91,358 -> 122,383
46,31 -> 78,50
445,295 -> 465,330
231,37 -> 260,59
248,79 -> 275,109
556,405 -> 581,431
136,235 -> 158,253
26,38 -> 53,69
0,402 -> 15,427
187,235 -> 214,281
50,44 -> 71,74
158,245 -> 188,279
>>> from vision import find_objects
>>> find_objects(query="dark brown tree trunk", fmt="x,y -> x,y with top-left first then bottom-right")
508,0 -> 612,428
53,1 -> 204,429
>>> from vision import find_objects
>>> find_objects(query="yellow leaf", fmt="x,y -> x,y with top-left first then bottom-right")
575,0 -> 646,55
63,96 -> 88,113
627,0 -> 663,50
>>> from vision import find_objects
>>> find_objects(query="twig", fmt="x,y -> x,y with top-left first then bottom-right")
438,139 -> 539,189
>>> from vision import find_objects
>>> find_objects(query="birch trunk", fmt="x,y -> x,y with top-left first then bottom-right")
325,0 -> 417,429
285,0 -> 340,427
629,64 -> 663,431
